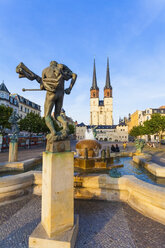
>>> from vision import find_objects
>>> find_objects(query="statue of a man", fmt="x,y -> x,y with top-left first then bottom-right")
42,61 -> 77,140
16,61 -> 77,142
9,110 -> 20,141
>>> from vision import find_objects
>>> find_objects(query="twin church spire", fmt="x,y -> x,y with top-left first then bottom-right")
105,57 -> 112,90
90,58 -> 112,98
91,58 -> 99,90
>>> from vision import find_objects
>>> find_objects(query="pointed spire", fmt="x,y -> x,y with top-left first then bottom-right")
104,57 -> 112,89
0,80 -> 10,93
91,58 -> 99,90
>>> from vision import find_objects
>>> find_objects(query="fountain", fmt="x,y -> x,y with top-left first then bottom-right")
75,128 -> 123,172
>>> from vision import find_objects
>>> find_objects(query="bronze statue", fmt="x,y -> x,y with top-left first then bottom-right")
16,61 -> 77,142
9,111 -> 20,142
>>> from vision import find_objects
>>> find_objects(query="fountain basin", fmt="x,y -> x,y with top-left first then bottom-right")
76,139 -> 101,158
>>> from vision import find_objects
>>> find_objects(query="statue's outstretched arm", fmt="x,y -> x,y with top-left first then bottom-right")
16,62 -> 42,85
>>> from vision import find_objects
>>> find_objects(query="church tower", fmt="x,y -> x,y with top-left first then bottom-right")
104,57 -> 113,125
90,59 -> 99,125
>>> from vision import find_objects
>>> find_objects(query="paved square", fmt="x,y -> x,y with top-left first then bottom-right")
0,195 -> 165,248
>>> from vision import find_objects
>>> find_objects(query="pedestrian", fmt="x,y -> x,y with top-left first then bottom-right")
115,144 -> 120,152
123,142 -> 127,150
111,144 -> 116,152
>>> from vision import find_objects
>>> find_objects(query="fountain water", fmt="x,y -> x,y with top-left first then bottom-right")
85,129 -> 95,140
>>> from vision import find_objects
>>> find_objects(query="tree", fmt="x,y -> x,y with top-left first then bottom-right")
68,124 -> 75,135
0,105 -> 13,133
19,113 -> 62,135
143,114 -> 165,142
129,125 -> 145,138
19,112 -> 43,134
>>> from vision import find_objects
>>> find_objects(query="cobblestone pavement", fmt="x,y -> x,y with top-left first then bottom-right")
0,195 -> 165,248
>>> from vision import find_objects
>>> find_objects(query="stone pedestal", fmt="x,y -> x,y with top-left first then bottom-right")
29,143 -> 78,248
46,139 -> 70,153
29,215 -> 79,248
8,141 -> 18,162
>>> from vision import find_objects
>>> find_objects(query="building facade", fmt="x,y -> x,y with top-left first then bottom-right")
0,82 -> 19,113
0,81 -> 41,118
76,123 -> 128,142
90,58 -> 113,125
14,94 -> 41,118
126,106 -> 165,141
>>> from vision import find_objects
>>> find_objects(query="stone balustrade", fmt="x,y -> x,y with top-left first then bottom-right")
133,155 -> 165,177
0,171 -> 165,225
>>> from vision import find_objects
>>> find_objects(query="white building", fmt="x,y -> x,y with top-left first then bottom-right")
0,81 -> 19,113
76,123 -> 128,142
90,58 -> 113,125
13,94 -> 41,118
0,81 -> 41,118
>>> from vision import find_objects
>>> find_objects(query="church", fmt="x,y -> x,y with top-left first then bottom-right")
90,58 -> 113,125
76,58 -> 128,141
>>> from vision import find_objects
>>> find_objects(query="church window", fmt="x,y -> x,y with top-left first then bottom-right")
107,92 -> 109,97
93,93 -> 95,97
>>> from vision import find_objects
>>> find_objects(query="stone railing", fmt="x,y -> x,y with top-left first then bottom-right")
133,155 -> 165,177
0,171 -> 165,225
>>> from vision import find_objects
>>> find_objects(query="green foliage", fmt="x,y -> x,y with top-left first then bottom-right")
0,105 -> 13,131
68,124 -> 75,134
143,114 -> 165,138
19,112 -> 43,134
129,125 -> 145,138
129,114 -> 165,141
19,113 -> 63,135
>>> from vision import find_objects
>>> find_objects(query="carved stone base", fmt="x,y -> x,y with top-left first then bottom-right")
29,215 -> 79,248
46,140 -> 71,153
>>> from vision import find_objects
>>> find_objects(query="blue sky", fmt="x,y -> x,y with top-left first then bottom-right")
0,0 -> 165,124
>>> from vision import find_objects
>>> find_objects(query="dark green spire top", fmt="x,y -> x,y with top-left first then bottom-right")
91,58 -> 99,90
0,81 -> 10,93
104,57 -> 112,89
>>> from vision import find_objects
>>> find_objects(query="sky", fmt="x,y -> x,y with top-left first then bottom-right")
0,0 -> 165,125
